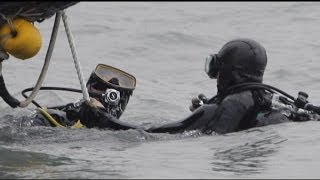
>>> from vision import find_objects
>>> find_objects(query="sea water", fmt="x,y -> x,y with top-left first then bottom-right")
1,2 -> 320,178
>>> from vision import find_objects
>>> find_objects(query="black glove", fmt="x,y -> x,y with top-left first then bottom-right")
294,91 -> 309,109
77,100 -> 105,128
189,93 -> 208,112
0,75 -> 20,108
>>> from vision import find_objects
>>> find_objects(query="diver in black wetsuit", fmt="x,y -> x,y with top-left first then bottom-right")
23,64 -> 141,130
146,38 -> 320,134
147,38 -> 272,134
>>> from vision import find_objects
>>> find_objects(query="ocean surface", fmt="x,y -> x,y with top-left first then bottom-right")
1,2 -> 320,179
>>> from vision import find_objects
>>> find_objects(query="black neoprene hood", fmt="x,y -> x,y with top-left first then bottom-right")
216,38 -> 268,92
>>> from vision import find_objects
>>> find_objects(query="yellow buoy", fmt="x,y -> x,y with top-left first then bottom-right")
0,18 -> 42,60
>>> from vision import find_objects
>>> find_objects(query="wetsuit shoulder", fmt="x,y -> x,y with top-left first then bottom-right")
204,90 -> 256,134
223,90 -> 254,108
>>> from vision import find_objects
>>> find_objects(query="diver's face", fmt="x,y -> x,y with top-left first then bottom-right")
87,84 -> 108,109
87,84 -> 129,118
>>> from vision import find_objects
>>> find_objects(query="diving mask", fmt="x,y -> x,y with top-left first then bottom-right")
92,64 -> 136,91
86,64 -> 136,118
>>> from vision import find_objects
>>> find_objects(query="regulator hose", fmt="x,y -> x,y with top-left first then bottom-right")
208,82 -> 295,104
21,86 -> 101,108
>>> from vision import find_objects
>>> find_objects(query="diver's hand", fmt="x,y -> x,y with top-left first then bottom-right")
78,98 -> 105,128
189,93 -> 208,112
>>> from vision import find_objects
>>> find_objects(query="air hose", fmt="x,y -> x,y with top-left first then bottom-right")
21,86 -> 101,108
36,107 -> 65,127
208,82 -> 296,104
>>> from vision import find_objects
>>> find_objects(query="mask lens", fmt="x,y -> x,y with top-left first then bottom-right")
95,64 -> 136,90
204,54 -> 220,79
205,55 -> 213,74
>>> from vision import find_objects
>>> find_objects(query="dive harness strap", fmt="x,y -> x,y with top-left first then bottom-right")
36,107 -> 85,129
208,82 -> 292,104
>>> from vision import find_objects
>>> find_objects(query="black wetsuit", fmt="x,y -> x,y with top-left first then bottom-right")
147,90 -> 262,134
25,38 -> 312,134
147,90 -> 292,134
28,102 -> 142,131
26,89 -> 307,134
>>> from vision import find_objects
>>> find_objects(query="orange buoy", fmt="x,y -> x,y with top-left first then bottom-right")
0,18 -> 42,60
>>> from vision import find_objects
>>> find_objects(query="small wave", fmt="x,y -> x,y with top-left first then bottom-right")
0,146 -> 73,179
210,127 -> 287,176
284,2 -> 320,13
79,24 -> 118,35
144,31 -> 210,47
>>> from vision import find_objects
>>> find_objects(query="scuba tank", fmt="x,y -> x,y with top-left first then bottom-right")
268,92 -> 320,122
201,82 -> 320,122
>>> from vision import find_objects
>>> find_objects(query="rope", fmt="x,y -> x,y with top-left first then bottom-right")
19,12 -> 62,107
7,18 -> 17,37
61,10 -> 90,103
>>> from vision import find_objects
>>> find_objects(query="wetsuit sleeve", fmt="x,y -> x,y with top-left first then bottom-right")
147,91 -> 255,134
204,91 -> 255,134
78,102 -> 142,130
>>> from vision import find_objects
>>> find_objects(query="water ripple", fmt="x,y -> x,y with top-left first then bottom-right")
210,129 -> 287,176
